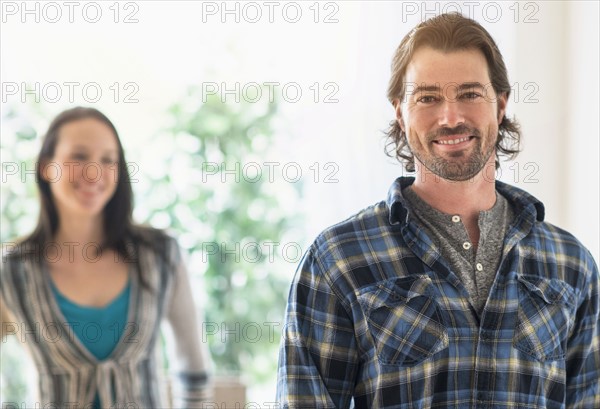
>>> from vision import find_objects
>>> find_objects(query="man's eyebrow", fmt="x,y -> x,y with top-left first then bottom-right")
409,82 -> 487,94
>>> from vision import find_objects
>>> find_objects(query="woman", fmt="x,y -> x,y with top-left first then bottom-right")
1,107 -> 212,408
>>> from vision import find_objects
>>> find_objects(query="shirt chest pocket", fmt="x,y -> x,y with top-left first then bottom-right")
513,275 -> 576,362
358,275 -> 449,367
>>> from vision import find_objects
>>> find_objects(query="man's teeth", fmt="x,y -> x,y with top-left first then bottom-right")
437,136 -> 470,145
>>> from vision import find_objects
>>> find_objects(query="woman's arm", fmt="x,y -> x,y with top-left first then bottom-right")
163,238 -> 213,408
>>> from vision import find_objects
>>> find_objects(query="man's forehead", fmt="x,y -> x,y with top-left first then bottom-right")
404,46 -> 491,85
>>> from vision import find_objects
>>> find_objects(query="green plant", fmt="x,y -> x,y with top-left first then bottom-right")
135,87 -> 302,385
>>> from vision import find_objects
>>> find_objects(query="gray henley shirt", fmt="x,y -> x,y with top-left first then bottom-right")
402,185 -> 515,315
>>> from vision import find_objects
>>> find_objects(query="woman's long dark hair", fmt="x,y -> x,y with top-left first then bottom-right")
17,107 -> 170,289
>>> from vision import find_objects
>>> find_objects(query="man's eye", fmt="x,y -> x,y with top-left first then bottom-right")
102,158 -> 116,165
461,92 -> 481,100
417,95 -> 438,104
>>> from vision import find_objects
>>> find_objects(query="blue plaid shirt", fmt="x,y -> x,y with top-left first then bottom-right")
277,177 -> 599,409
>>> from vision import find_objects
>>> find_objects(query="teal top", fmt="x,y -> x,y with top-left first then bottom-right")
50,280 -> 131,360
51,280 -> 131,409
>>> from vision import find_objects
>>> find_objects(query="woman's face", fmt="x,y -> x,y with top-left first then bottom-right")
43,118 -> 120,218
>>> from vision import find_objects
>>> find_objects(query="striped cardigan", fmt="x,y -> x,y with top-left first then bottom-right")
1,234 -> 211,408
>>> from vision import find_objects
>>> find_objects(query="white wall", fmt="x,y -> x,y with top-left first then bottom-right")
508,1 -> 599,264
566,2 -> 600,263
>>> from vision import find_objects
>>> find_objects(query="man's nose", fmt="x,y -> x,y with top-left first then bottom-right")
438,100 -> 465,128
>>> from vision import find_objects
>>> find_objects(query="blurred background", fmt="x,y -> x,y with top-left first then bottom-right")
1,1 -> 598,405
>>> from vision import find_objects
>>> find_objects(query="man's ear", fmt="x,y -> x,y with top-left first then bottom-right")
497,92 -> 508,123
392,98 -> 405,132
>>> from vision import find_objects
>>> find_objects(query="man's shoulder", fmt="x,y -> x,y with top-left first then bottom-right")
295,200 -> 403,304
528,219 -> 596,265
496,180 -> 594,260
532,219 -> 582,241
310,200 -> 393,251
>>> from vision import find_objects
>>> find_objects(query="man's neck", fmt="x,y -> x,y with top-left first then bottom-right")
410,167 -> 497,220
410,165 -> 496,248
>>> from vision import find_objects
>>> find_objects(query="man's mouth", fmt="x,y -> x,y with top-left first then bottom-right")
433,136 -> 475,145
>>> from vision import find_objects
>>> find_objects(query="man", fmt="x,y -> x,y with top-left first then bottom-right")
277,13 -> 599,409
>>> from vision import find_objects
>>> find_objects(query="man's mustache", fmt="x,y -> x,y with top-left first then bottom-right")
428,124 -> 481,140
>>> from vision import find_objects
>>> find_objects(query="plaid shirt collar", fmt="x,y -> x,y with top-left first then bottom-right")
387,176 -> 546,226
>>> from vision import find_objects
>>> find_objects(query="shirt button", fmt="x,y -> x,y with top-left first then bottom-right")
452,215 -> 461,223
463,242 -> 472,250
476,263 -> 483,271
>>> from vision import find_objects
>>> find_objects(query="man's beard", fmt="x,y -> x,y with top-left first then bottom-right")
411,124 -> 496,182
